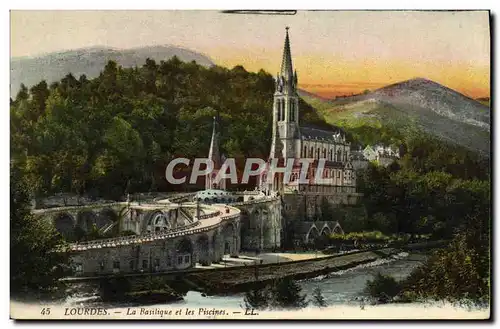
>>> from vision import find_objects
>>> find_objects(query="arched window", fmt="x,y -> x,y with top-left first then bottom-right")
310,147 -> 313,158
316,148 -> 320,159
329,150 -> 333,161
322,148 -> 326,158
303,145 -> 307,157
337,149 -> 341,162
281,99 -> 285,120
277,100 -> 281,121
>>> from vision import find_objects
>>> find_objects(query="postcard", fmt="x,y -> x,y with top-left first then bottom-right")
9,9 -> 491,320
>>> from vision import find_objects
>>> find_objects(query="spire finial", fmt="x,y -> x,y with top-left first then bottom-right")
286,26 -> 289,31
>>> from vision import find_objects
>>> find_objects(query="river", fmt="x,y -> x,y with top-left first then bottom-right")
65,251 -> 426,308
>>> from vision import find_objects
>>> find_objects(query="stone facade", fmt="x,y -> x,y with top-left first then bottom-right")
69,219 -> 240,276
258,29 -> 357,197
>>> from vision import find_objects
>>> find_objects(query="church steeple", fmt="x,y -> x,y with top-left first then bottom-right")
208,116 -> 221,169
206,115 -> 226,190
276,27 -> 297,95
281,27 -> 294,80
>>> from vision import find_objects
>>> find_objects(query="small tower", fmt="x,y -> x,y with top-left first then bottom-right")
206,116 -> 226,190
269,27 -> 300,160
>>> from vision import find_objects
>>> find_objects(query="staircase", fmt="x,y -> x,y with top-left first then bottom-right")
99,221 -> 118,234
179,207 -> 195,223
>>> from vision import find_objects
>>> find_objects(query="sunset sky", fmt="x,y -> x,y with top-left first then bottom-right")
10,10 -> 490,98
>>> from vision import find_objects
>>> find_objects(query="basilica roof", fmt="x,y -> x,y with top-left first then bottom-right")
300,126 -> 346,142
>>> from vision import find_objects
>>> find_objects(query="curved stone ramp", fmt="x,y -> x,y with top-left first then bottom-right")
67,204 -> 240,252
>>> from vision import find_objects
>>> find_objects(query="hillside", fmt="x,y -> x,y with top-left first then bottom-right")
10,45 -> 215,98
299,78 -> 490,155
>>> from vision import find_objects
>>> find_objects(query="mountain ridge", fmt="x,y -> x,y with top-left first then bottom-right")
10,45 -> 215,98
299,78 -> 490,155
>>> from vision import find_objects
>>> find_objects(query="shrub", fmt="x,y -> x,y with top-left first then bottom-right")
364,273 -> 401,303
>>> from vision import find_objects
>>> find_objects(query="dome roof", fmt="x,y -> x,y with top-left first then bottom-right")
194,189 -> 231,199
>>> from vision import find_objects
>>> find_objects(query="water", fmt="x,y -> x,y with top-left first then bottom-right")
177,251 -> 423,308
66,251 -> 426,308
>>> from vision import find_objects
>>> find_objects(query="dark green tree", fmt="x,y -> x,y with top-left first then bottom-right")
10,166 -> 70,295
364,273 -> 401,303
270,277 -> 308,309
311,287 -> 327,307
244,287 -> 270,310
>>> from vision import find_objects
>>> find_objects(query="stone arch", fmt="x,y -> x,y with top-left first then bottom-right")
212,229 -> 222,262
96,208 -> 117,230
239,209 -> 251,250
306,225 -> 320,244
175,237 -> 194,270
76,210 -> 97,232
196,234 -> 211,266
54,213 -> 75,239
333,223 -> 344,235
221,222 -> 238,257
145,211 -> 171,234
261,209 -> 273,249
321,225 -> 331,236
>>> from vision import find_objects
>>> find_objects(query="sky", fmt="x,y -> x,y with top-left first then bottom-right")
10,10 -> 490,98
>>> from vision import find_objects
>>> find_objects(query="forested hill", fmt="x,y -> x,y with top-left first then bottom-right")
10,57 -> 331,199
10,45 -> 215,98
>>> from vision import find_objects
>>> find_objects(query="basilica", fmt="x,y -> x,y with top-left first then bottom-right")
205,28 -> 362,247
257,27 -> 357,197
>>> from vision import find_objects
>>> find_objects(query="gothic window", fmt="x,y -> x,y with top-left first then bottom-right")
316,148 -> 320,158
322,148 -> 326,158
277,100 -> 281,121
337,149 -> 342,162
337,171 -> 340,178
303,145 -> 307,157
310,147 -> 313,158
329,150 -> 333,161
281,99 -> 285,120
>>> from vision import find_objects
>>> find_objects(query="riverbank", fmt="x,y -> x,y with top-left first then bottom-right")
185,248 -> 400,294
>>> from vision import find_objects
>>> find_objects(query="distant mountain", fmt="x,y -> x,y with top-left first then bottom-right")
476,97 -> 490,107
10,45 -> 215,98
299,78 -> 490,155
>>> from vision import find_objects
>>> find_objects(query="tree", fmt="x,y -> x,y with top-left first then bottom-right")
311,287 -> 327,307
10,166 -> 70,295
270,277 -> 308,309
401,224 -> 489,305
364,273 -> 401,303
244,287 -> 270,310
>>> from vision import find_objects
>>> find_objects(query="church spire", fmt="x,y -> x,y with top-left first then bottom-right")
280,27 -> 294,80
208,116 -> 221,169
